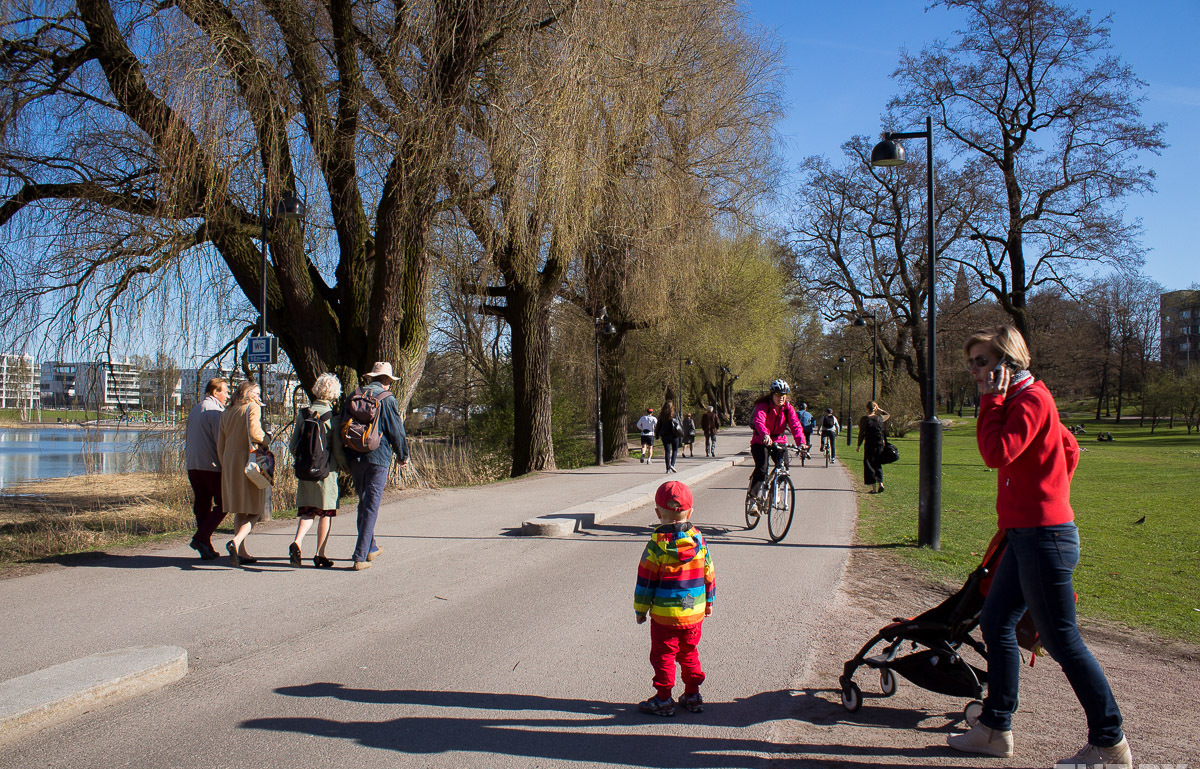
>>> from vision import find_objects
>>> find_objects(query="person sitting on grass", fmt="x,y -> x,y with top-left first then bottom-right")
634,481 -> 716,717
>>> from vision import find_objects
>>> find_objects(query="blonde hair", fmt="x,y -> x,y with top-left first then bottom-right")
230,380 -> 259,406
963,324 -> 1031,370
311,372 -> 342,402
656,504 -> 692,523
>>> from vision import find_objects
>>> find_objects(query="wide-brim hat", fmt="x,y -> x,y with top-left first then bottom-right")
366,361 -> 400,382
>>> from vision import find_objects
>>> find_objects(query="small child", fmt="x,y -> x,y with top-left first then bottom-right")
634,481 -> 716,716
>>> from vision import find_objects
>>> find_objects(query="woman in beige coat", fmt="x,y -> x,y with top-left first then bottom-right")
217,381 -> 270,567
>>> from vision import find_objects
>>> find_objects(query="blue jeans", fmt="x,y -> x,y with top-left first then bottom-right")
978,523 -> 1123,747
661,439 -> 678,470
349,462 -> 388,563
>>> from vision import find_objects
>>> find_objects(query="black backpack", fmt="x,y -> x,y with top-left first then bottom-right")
293,407 -> 332,480
822,414 -> 836,429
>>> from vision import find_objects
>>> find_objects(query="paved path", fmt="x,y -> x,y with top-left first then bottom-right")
0,428 -> 858,768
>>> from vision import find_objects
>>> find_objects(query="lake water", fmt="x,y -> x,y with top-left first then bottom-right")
0,427 -> 175,489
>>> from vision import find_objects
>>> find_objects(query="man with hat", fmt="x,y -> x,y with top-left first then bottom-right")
337,362 -> 409,570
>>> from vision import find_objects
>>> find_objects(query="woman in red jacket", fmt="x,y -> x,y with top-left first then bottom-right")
947,325 -> 1131,768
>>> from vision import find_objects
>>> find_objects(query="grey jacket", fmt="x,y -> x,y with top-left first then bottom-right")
185,395 -> 224,471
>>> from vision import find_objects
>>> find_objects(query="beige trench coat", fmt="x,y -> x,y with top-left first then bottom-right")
217,399 -> 270,519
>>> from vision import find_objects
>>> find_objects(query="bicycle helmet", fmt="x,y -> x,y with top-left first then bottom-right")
769,379 -> 790,395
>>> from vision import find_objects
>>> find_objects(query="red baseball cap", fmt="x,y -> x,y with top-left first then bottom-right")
655,481 -> 693,513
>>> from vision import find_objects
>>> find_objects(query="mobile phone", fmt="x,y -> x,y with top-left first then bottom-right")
989,361 -> 1010,385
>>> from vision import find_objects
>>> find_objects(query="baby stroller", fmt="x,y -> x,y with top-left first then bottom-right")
838,530 -> 1037,724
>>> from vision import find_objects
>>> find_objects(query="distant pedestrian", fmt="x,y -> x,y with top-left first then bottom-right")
948,324 -> 1132,768
184,377 -> 228,560
797,402 -> 815,448
634,481 -> 715,717
339,362 -> 409,571
856,401 -> 890,493
636,408 -> 657,464
700,406 -> 720,457
216,381 -> 271,567
289,373 -> 348,568
681,413 -> 696,457
656,400 -> 681,473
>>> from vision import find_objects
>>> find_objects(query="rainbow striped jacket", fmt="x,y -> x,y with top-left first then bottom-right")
634,523 -> 716,626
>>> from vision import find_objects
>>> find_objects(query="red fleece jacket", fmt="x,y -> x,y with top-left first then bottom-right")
977,379 -> 1079,529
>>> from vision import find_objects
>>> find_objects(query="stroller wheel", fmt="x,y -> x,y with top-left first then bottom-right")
879,668 -> 897,697
964,700 -> 983,726
840,680 -> 862,712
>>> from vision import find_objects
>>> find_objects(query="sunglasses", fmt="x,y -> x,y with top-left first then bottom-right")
966,356 -> 993,371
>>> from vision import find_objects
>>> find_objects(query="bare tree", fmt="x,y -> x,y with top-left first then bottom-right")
891,0 -> 1166,339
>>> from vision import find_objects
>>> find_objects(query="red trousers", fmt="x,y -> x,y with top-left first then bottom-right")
650,620 -> 705,700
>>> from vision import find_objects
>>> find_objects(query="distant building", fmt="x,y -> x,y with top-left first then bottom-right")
1161,289 -> 1200,370
40,362 -> 77,407
72,359 -> 142,411
0,354 -> 41,409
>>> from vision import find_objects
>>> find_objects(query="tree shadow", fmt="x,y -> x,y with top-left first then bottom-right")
246,686 -> 977,766
37,550 -> 289,571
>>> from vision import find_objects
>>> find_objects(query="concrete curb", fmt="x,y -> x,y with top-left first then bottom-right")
0,645 -> 187,746
522,455 -> 749,536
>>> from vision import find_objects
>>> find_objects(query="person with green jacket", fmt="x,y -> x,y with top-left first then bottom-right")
289,373 -> 349,568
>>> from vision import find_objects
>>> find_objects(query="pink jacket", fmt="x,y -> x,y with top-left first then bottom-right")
751,401 -> 805,446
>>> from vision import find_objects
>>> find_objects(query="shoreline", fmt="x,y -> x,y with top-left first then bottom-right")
0,420 -> 176,431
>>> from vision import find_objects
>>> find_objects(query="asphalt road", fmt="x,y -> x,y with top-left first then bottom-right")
0,447 -> 857,768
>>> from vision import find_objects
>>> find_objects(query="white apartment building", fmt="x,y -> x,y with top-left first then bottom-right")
72,359 -> 142,410
0,354 -> 41,409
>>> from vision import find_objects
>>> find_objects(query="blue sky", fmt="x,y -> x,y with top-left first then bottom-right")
743,0 -> 1200,290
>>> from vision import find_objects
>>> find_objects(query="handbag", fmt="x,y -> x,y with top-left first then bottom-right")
242,407 -> 275,488
880,438 -> 900,465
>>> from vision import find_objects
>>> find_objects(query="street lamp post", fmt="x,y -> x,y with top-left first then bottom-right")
259,186 -> 306,398
594,308 -> 617,465
834,364 -> 843,425
853,309 -> 878,402
871,115 -> 941,549
839,355 -> 853,446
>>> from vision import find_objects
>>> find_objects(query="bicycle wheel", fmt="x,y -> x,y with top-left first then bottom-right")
767,475 -> 795,542
744,489 -> 761,529
825,446 -> 831,468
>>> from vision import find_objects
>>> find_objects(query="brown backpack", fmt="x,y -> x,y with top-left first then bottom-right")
340,387 -> 393,453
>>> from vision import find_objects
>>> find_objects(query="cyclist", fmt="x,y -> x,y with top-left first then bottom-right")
748,380 -> 806,500
818,407 -> 841,459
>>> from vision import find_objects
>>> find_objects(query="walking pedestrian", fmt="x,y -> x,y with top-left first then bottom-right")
339,362 -> 408,571
216,381 -> 271,567
184,377 -> 228,559
700,405 -> 719,457
947,325 -> 1132,768
636,408 -> 657,464
681,413 -> 696,458
289,373 -> 347,568
656,400 -> 681,473
856,401 -> 890,493
634,481 -> 715,717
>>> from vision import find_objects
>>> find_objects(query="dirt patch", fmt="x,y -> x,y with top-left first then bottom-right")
775,546 -> 1200,767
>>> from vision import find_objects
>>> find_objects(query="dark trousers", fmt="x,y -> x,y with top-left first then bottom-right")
979,523 -> 1124,746
662,439 -> 678,469
349,462 -> 388,563
749,443 -> 785,488
187,470 -> 225,545
863,442 -> 883,485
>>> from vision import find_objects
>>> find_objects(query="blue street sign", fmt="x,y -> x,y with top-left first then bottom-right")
248,336 -> 278,364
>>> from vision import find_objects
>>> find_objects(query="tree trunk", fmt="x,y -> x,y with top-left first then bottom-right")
599,331 -> 629,462
508,285 -> 555,475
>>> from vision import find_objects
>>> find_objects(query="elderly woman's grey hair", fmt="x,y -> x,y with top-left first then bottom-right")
311,372 -> 342,403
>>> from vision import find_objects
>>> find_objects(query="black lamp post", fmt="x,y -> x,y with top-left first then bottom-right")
834,364 -> 843,424
853,309 -> 878,402
871,116 -> 941,549
259,187 -> 306,397
593,307 -> 617,465
839,355 -> 853,446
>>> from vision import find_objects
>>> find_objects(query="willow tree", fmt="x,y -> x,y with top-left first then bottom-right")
0,0 -> 563,400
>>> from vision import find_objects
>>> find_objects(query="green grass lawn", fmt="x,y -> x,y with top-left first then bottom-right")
856,415 -> 1200,644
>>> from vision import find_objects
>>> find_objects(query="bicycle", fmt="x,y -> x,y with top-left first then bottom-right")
819,431 -> 835,467
744,445 -> 799,542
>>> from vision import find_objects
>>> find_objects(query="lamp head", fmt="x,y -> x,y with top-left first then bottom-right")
275,191 -> 306,219
838,356 -> 847,363
853,317 -> 867,327
870,137 -> 907,167
599,322 -> 616,335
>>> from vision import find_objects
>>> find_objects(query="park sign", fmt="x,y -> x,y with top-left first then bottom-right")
248,336 -> 278,365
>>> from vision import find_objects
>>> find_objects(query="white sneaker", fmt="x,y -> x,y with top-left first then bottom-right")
947,723 -> 1013,758
1055,737 -> 1132,769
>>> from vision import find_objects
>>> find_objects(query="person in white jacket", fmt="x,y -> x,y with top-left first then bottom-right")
635,408 -> 658,464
